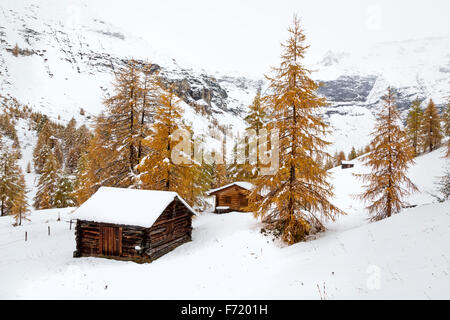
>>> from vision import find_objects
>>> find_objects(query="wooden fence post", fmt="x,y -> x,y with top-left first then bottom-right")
25,231 -> 27,242
48,225 -> 50,236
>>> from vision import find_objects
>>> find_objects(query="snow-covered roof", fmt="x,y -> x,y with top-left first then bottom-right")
206,182 -> 254,195
71,187 -> 196,228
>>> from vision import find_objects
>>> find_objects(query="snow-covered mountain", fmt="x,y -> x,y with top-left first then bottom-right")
0,0 -> 449,154
0,0 -> 260,136
314,37 -> 450,153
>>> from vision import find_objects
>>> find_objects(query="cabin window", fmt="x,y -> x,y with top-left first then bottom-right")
240,197 -> 248,207
224,196 -> 232,204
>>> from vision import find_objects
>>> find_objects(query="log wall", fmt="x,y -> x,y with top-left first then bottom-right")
212,185 -> 250,213
73,198 -> 193,263
146,198 -> 193,260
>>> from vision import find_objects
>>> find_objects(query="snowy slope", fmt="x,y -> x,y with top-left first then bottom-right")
0,147 -> 448,299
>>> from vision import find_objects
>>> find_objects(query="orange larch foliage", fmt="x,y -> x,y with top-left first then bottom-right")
420,99 -> 443,153
356,87 -> 417,222
137,85 -> 192,197
248,16 -> 344,244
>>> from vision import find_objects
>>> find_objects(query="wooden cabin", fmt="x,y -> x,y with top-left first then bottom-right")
341,162 -> 355,169
206,182 -> 254,213
72,187 -> 195,263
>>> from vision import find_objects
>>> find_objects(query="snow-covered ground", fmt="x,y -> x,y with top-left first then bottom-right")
0,147 -> 448,299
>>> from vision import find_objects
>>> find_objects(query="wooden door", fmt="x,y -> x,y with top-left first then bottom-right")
100,226 -> 122,256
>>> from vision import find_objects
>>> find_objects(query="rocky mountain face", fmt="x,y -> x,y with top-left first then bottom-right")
315,39 -> 450,114
0,0 -> 449,154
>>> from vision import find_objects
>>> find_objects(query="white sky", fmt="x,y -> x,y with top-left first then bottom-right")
85,0 -> 450,78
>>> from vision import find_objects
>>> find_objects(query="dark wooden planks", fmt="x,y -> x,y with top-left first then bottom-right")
74,198 -> 194,263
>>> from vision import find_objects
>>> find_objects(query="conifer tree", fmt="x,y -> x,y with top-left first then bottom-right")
11,169 -> 29,226
54,174 -> 75,208
180,156 -> 206,208
137,63 -> 160,161
72,124 -> 109,205
443,102 -> 450,137
62,118 -> 78,173
34,153 -> 60,209
92,61 -> 158,187
356,88 -> 417,222
0,141 -> 21,216
65,123 -> 91,174
99,61 -> 142,186
442,102 -> 450,158
248,16 -> 344,244
420,99 -> 443,153
335,151 -> 346,166
72,152 -> 91,205
348,147 -> 357,160
33,121 -> 53,173
245,90 -> 267,136
200,160 -> 216,190
439,170 -> 450,199
215,136 -> 231,186
324,157 -> 334,170
227,135 -> 256,182
405,99 -> 423,155
63,118 -> 77,154
137,86 -> 189,194
232,91 -> 270,181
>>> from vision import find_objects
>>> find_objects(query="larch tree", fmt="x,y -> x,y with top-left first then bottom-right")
348,146 -> 357,160
63,118 -> 77,156
65,124 -> 91,175
215,136 -> 231,187
0,140 -> 22,216
72,151 -> 92,205
137,63 -> 160,161
227,134 -> 255,182
62,118 -> 92,174
244,90 -> 267,136
99,60 -> 142,186
442,101 -> 450,158
248,16 -> 344,244
11,169 -> 29,226
443,102 -> 450,137
34,152 -> 60,209
233,89 -> 269,180
137,85 -> 191,197
72,122 -> 111,205
182,130 -> 211,209
405,99 -> 423,156
54,174 -> 75,208
420,99 -> 443,153
356,87 -> 417,222
94,60 -> 158,188
335,151 -> 346,166
32,121 -> 53,173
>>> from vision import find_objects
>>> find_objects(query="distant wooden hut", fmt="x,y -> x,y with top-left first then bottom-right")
341,161 -> 355,169
72,187 -> 195,263
206,182 -> 254,213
